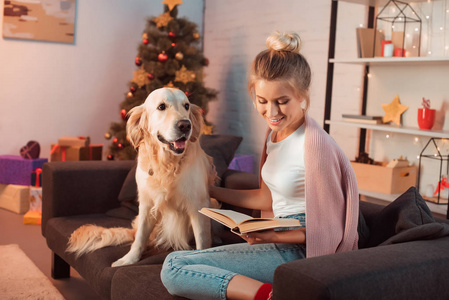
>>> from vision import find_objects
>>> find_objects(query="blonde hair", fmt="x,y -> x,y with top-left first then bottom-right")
248,31 -> 311,111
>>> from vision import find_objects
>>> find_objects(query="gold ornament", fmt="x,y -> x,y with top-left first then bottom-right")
127,92 -> 133,97
162,0 -> 183,11
104,132 -> 112,140
382,95 -> 409,126
175,65 -> 196,84
175,52 -> 184,60
153,12 -> 173,28
142,33 -> 148,40
164,81 -> 175,88
202,124 -> 213,135
132,68 -> 150,87
193,32 -> 200,39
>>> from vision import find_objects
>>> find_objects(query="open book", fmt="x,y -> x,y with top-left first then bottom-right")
199,208 -> 301,235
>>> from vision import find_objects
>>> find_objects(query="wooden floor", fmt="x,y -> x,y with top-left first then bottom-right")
0,208 -> 99,300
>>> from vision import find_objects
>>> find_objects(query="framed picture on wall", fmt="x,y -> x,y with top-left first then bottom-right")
2,0 -> 77,44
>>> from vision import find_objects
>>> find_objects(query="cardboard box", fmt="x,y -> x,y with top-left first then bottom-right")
0,184 -> 30,214
351,162 -> 418,194
0,155 -> 48,185
50,144 -> 102,161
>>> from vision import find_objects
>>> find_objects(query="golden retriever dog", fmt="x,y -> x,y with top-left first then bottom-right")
67,88 -> 217,267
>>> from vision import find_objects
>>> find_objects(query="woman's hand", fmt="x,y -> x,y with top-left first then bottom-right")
241,230 -> 279,245
241,228 -> 306,245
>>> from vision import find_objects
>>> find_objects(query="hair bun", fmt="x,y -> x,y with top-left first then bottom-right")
266,31 -> 302,54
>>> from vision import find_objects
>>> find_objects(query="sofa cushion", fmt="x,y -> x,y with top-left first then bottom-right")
111,264 -> 183,300
45,214 -> 134,299
365,186 -> 444,247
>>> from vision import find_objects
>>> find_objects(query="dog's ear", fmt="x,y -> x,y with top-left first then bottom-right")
126,104 -> 147,148
189,104 -> 204,143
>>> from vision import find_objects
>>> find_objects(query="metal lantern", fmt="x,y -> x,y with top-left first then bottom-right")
374,0 -> 422,57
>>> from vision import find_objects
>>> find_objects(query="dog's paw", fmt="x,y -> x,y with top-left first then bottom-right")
111,254 -> 139,267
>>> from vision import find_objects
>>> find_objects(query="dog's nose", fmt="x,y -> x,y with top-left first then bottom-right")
177,120 -> 191,133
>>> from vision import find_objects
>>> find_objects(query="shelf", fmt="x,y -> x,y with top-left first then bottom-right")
336,0 -> 426,6
360,189 -> 448,218
330,57 -> 449,66
325,120 -> 449,138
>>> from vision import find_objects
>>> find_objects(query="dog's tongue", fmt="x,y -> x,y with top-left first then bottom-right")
173,140 -> 186,149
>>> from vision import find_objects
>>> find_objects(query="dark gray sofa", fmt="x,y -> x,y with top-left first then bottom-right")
42,142 -> 449,299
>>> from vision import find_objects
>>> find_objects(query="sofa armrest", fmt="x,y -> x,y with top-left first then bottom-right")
273,237 -> 449,300
42,160 -> 135,237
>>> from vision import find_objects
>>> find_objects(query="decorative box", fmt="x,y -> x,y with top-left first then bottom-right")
50,144 -> 103,161
229,154 -> 254,174
23,211 -> 42,225
351,162 -> 418,194
0,155 -> 48,186
0,184 -> 30,214
58,136 -> 90,147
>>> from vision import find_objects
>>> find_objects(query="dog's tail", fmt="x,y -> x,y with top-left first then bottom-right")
67,225 -> 135,258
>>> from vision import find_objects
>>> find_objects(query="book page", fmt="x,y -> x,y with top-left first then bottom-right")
199,208 -> 253,227
238,218 -> 301,234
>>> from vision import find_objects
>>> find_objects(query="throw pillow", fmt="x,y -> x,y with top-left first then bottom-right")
365,186 -> 435,247
106,163 -> 138,220
199,135 -> 243,179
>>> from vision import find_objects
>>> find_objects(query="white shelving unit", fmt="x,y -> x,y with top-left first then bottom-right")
325,120 -> 449,138
330,56 -> 449,65
359,189 -> 448,218
325,1 -> 449,218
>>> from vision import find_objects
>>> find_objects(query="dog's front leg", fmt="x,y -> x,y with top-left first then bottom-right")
190,211 -> 212,250
112,204 -> 156,267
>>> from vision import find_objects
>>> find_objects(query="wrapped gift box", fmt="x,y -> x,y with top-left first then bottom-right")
0,184 -> 30,214
23,211 -> 42,225
58,136 -> 90,147
351,162 -> 418,194
29,186 -> 42,212
229,154 -> 254,174
0,155 -> 48,185
50,144 -> 102,161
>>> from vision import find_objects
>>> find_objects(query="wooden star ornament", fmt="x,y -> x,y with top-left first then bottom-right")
381,95 -> 408,126
132,68 -> 150,87
153,12 -> 173,28
162,0 -> 183,11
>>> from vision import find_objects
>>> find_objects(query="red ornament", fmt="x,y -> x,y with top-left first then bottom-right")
130,86 -> 136,93
107,154 -> 114,160
147,73 -> 155,80
158,52 -> 168,63
168,32 -> 176,40
135,57 -> 142,66
120,109 -> 127,120
143,39 -> 149,45
185,91 -> 191,97
117,143 -> 124,150
113,138 -> 118,144
171,42 -> 176,47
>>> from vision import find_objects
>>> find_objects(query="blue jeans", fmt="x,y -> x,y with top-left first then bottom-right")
160,214 -> 306,300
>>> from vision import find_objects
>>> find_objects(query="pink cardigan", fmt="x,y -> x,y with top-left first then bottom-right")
259,114 -> 359,258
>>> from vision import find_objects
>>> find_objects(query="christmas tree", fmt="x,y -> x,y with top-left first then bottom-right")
105,0 -> 217,160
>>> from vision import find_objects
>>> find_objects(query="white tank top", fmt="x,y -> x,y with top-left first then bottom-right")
261,124 -> 306,217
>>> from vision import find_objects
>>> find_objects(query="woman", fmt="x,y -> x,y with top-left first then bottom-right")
161,31 -> 359,300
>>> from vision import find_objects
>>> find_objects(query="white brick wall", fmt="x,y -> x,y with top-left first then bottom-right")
203,0 -> 332,171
